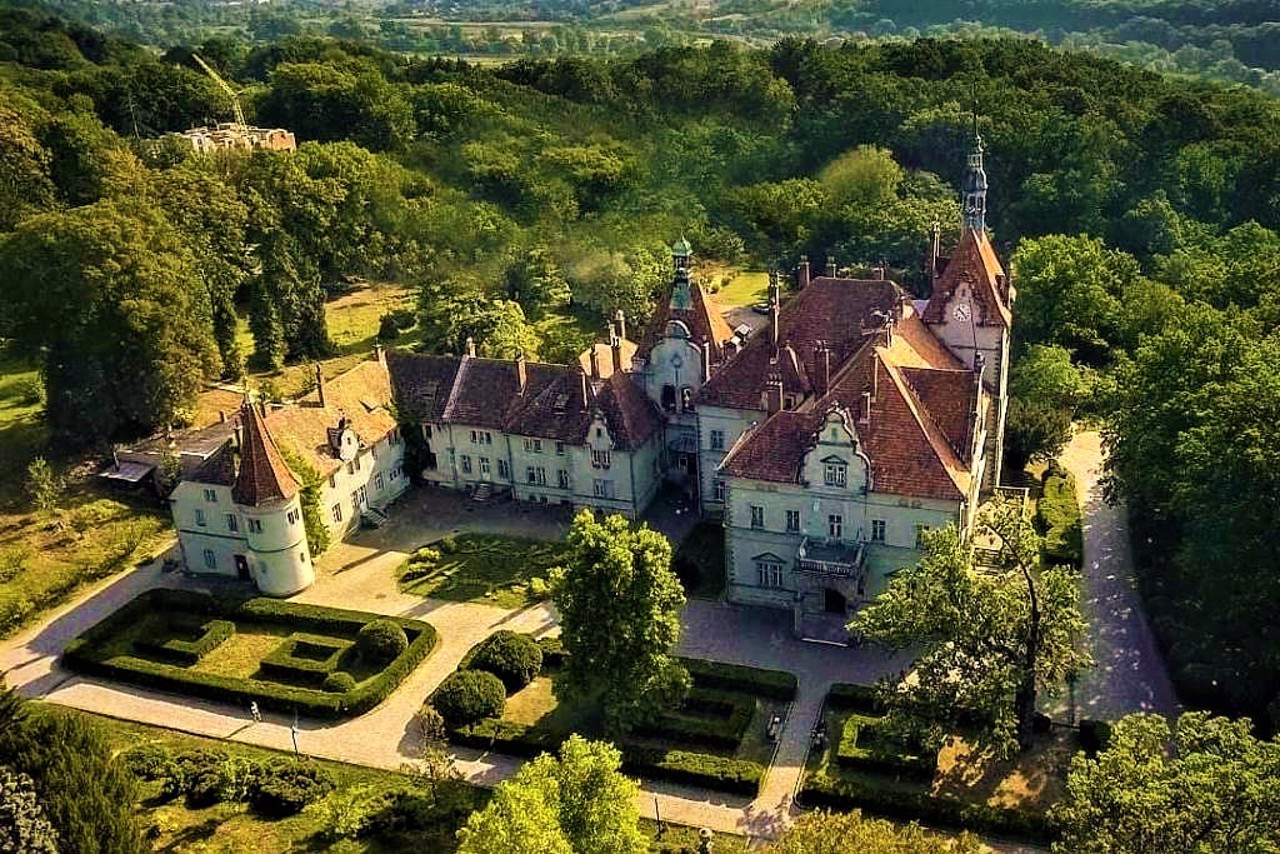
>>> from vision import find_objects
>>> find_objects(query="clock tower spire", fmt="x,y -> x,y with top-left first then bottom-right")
961,130 -> 987,233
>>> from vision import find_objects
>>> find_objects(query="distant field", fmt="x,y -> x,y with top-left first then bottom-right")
712,269 -> 769,308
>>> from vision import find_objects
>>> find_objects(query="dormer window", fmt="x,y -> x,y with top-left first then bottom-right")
824,462 -> 847,488
661,384 -> 677,412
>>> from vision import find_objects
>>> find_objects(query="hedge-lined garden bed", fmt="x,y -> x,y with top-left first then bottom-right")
1037,463 -> 1083,568
835,713 -> 935,782
63,589 -> 438,719
433,632 -> 781,796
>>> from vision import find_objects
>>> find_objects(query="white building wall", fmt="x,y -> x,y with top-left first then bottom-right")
698,405 -> 760,515
171,481 -> 246,580
511,433 -> 576,507
242,495 -> 312,596
318,434 -> 409,537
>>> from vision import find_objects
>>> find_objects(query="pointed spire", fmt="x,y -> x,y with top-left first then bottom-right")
233,401 -> 299,505
961,125 -> 988,233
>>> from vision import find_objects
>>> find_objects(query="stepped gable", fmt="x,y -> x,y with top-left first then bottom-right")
922,227 -> 1012,327
719,341 -> 971,501
386,350 -> 461,422
233,401 -> 299,506
635,274 -> 735,363
593,371 -> 662,449
698,278 -> 902,409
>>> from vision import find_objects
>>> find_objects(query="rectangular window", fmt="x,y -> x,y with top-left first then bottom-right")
328,474 -> 336,489
203,488 -> 217,503
331,504 -> 343,523
203,549 -> 216,570
286,509 -> 299,525
425,424 -> 433,439
226,514 -> 238,533
524,438 -> 543,453
535,467 -> 546,486
871,519 -> 886,542
346,461 -> 355,476
828,514 -> 843,539
194,508 -> 207,527
750,506 -> 765,529
470,429 -> 479,444
710,429 -> 725,451
390,466 -> 399,481
756,560 -> 783,588
478,457 -> 490,477
592,479 -> 614,499
248,518 -> 263,534
527,466 -> 537,484
460,455 -> 472,475
915,524 -> 930,550
824,463 -> 847,488
557,469 -> 570,490
555,441 -> 565,456
354,454 -> 362,472
592,449 -> 611,469
497,459 -> 510,480
389,428 -> 400,445
713,480 -> 726,502
375,472 -> 385,492
786,510 -> 801,533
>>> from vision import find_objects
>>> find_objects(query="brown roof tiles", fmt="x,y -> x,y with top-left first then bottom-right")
233,402 -> 300,506
922,228 -> 1012,328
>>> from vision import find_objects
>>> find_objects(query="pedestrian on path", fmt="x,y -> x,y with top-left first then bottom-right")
250,701 -> 261,723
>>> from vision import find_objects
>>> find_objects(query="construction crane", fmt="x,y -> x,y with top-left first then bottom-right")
191,53 -> 246,127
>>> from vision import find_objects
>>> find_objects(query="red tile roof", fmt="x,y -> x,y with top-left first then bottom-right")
720,338 -> 975,501
898,367 -> 977,463
594,371 -> 662,449
636,271 -> 735,364
386,350 -> 459,422
922,228 -> 1012,328
233,401 -> 299,506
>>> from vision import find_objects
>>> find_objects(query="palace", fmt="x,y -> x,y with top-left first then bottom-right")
147,134 -> 1011,631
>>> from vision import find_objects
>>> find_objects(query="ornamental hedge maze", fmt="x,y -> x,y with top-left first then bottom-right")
63,589 -> 438,719
431,631 -> 796,796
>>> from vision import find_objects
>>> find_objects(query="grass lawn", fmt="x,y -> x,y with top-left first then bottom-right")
42,707 -> 750,853
398,533 -> 570,609
710,270 -> 769,308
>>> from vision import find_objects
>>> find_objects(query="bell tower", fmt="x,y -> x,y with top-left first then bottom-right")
961,131 -> 988,233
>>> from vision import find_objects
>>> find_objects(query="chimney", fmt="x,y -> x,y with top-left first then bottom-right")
763,370 -> 783,414
219,410 -> 227,424
930,221 -> 941,283
515,350 -> 527,393
614,309 -> 627,342
974,352 -> 986,388
373,342 -> 385,366
826,255 -> 837,277
611,337 -> 623,376
796,255 -> 810,290
580,369 -> 590,409
769,272 -> 781,351
315,363 -> 326,409
874,261 -> 886,281
815,342 -> 831,394
465,336 -> 476,358
589,345 -> 601,380
702,341 -> 712,382
860,390 -> 872,426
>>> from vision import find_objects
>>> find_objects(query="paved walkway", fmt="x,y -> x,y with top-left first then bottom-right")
1054,430 -> 1180,721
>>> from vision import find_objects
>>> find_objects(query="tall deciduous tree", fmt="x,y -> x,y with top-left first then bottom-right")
456,736 -> 644,854
0,200 -> 218,444
768,809 -> 982,854
552,512 -> 688,731
850,501 -> 1089,755
1051,712 -> 1280,853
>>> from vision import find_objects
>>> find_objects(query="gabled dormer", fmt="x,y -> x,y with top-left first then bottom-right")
800,408 -> 870,494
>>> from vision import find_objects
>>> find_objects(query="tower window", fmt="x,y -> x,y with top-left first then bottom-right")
248,518 -> 263,534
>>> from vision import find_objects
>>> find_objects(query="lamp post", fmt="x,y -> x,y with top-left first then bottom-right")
290,711 -> 299,757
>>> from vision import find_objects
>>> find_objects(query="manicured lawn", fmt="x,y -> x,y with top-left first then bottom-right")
673,522 -> 727,599
63,590 -> 438,719
398,533 -> 570,609
712,270 -> 770,308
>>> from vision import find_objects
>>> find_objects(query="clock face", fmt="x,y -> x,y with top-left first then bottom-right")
952,303 -> 972,322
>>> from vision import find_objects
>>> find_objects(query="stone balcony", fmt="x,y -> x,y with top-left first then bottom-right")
795,537 -> 866,578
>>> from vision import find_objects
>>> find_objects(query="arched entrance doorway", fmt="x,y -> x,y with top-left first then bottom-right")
824,588 -> 847,614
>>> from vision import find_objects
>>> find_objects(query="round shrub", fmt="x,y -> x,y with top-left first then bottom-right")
431,670 -> 506,727
323,671 -> 357,693
469,631 -> 543,692
357,619 -> 409,665
248,762 -> 335,817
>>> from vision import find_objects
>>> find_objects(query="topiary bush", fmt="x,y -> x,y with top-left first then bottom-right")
161,749 -> 229,808
248,762 -> 334,817
468,631 -> 543,692
323,672 -> 357,693
431,669 -> 506,727
357,619 -> 409,666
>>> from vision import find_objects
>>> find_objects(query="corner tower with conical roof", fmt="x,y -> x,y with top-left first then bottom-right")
233,401 -> 314,595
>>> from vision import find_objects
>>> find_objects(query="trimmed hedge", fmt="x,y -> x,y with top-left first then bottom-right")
432,669 -> 506,727
258,634 -> 351,688
679,657 -> 797,700
835,714 -> 935,782
630,688 -> 754,750
800,772 -> 1052,843
467,631 -> 543,692
448,717 -> 564,758
826,682 -> 885,715
134,619 -> 235,666
537,635 -> 566,670
357,619 -> 409,666
248,763 -> 335,817
62,589 -> 438,719
619,744 -> 764,796
1038,465 -> 1083,568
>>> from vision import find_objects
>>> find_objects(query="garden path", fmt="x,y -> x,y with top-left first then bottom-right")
1051,430 -> 1180,722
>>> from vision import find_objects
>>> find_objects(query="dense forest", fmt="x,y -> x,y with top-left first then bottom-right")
2,3 -> 1280,728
